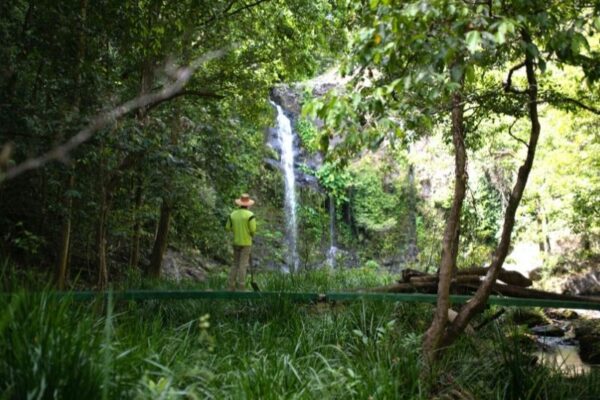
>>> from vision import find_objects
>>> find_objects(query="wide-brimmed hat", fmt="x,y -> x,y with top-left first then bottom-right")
235,193 -> 255,207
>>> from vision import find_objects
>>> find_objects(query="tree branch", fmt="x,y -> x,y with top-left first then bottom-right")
201,0 -> 238,26
145,89 -> 224,112
507,118 -> 529,148
543,94 -> 600,115
225,0 -> 271,19
503,61 -> 527,94
200,0 -> 271,27
1,49 -> 228,182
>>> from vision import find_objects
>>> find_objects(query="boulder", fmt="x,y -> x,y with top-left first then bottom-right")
529,267 -> 543,281
572,320 -> 600,364
530,325 -> 564,337
510,309 -> 549,327
543,308 -> 579,320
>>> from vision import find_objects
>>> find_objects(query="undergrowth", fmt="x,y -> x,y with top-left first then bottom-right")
1,269 -> 599,399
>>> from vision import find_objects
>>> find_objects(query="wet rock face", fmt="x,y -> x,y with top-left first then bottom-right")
271,85 -> 303,115
161,248 -> 216,282
562,269 -> 600,296
268,85 -> 325,192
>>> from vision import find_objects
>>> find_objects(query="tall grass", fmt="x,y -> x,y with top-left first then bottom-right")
1,269 -> 599,399
0,293 -> 104,399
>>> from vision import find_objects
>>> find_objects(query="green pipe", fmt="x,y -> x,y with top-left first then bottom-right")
6,290 -> 598,310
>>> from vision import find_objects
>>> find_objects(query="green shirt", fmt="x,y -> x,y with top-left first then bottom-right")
226,208 -> 256,246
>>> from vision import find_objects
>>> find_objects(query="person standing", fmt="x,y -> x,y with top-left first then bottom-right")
226,193 -> 256,290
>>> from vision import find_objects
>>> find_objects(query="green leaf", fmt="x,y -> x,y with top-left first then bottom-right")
451,64 -> 464,82
525,42 -> 540,59
538,57 -> 547,73
465,31 -> 481,53
465,64 -> 475,84
495,20 -> 512,44
404,3 -> 419,17
570,32 -> 589,56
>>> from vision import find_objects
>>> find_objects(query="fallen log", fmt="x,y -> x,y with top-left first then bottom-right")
460,283 -> 600,304
372,281 -> 439,293
458,267 -> 532,288
376,277 -> 481,294
399,267 -> 532,288
408,275 -> 482,285
374,279 -> 600,305
401,268 -> 429,282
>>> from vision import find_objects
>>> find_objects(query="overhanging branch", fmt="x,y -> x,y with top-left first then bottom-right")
145,89 -> 224,112
1,49 -> 228,182
543,94 -> 600,115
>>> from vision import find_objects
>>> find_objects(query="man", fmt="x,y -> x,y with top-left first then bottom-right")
225,193 -> 256,290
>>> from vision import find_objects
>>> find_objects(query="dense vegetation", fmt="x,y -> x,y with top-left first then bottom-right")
1,0 -> 600,398
3,270 -> 600,399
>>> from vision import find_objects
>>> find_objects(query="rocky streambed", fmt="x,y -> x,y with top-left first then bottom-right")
522,309 -> 600,374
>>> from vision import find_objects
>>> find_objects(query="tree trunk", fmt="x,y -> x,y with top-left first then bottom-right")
55,174 -> 75,289
97,139 -> 109,288
146,199 -> 172,278
55,0 -> 87,289
129,177 -> 143,269
97,183 -> 109,288
442,28 -> 542,346
96,199 -> 109,288
422,78 -> 468,363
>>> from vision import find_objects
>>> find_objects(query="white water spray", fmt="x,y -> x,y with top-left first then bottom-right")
271,101 -> 299,272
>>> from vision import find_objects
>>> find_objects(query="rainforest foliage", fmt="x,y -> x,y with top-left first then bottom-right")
1,0 -> 600,397
1,0 -> 598,286
0,0 -> 347,284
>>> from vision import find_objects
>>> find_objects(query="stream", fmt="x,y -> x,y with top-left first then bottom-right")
534,335 -> 591,375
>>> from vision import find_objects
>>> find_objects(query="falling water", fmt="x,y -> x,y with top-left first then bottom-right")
271,101 -> 299,272
326,196 -> 338,268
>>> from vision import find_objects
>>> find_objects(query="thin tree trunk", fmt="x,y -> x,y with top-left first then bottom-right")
543,213 -> 551,254
129,177 -> 143,269
128,57 -> 153,270
443,28 -> 542,345
96,137 -> 110,288
97,201 -> 108,288
55,174 -> 75,289
422,78 -> 468,363
146,199 -> 172,278
55,0 -> 87,289
97,161 -> 109,288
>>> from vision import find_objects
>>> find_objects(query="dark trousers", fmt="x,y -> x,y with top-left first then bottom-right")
228,245 -> 251,290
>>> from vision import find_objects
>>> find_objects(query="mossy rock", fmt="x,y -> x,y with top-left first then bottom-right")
509,309 -> 549,328
543,308 -> 579,320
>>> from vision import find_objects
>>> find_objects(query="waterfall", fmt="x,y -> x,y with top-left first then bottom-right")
405,164 -> 419,263
326,196 -> 338,268
271,101 -> 299,272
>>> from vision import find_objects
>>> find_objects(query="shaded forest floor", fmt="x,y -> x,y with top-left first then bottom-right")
2,269 -> 600,399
